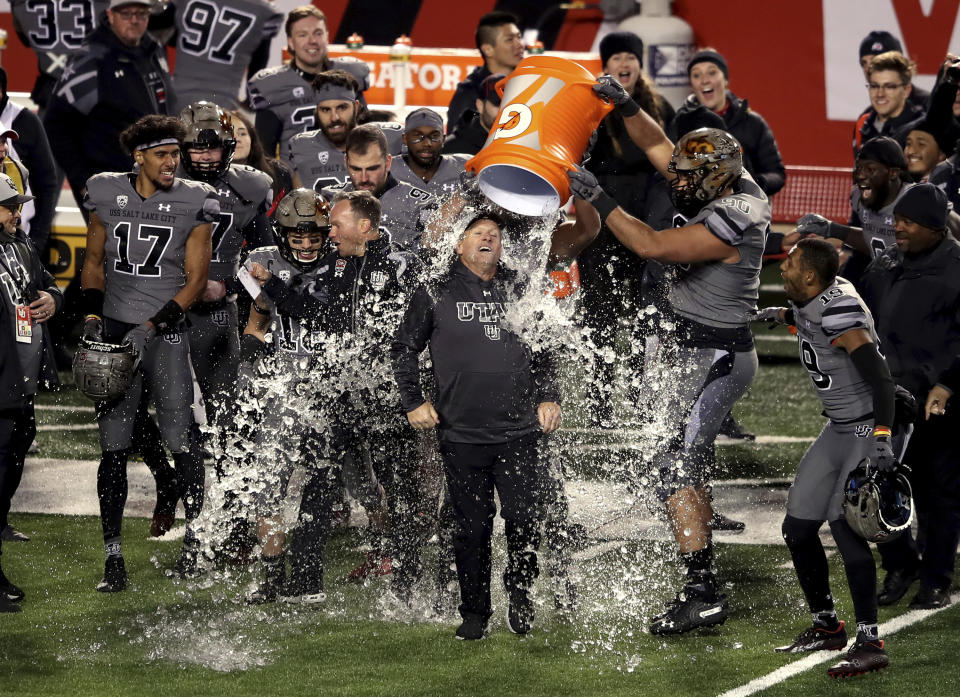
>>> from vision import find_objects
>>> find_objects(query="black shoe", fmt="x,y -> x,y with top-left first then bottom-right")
908,585 -> 950,609
877,568 -> 919,606
719,414 -> 755,441
1,525 -> 30,542
96,556 -> 127,593
247,564 -> 286,605
279,576 -> 326,604
0,593 -> 21,613
1,577 -> 24,602
775,620 -> 848,653
710,511 -> 746,532
455,615 -> 489,641
553,578 -> 579,613
173,544 -> 201,579
650,588 -> 729,635
827,635 -> 888,678
506,588 -> 534,635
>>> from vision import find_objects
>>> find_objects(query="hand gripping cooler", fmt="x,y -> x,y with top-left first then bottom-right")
466,56 -> 613,216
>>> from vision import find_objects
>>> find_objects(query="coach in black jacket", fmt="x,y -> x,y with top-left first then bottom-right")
43,4 -> 176,209
391,212 -> 561,640
859,184 -> 960,609
1,174 -> 62,612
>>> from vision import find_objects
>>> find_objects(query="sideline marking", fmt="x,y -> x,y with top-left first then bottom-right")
37,423 -> 98,432
36,404 -> 95,412
716,594 -> 960,697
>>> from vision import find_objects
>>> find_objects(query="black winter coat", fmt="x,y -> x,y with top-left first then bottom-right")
445,65 -> 491,135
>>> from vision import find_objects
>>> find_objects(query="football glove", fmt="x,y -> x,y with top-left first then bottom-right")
122,323 -> 157,363
796,213 -> 831,237
872,435 -> 897,473
593,75 -> 640,116
754,306 -> 788,327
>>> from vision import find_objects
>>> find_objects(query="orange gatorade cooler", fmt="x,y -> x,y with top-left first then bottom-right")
466,56 -> 613,216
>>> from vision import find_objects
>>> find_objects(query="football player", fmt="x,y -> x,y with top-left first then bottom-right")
391,108 -> 468,198
568,76 -> 770,635
247,5 -> 369,158
321,125 -> 435,251
79,115 -> 219,591
156,0 -> 284,109
760,237 -> 895,677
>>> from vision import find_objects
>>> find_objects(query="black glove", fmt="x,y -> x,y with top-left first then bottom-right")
796,213 -> 831,237
893,385 -> 919,427
593,75 -> 640,116
568,165 -> 619,220
122,323 -> 157,363
872,435 -> 897,473
82,316 -> 103,342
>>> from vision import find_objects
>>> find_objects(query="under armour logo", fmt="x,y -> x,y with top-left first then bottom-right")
115,69 -> 124,78
158,203 -> 171,211
218,189 -> 230,197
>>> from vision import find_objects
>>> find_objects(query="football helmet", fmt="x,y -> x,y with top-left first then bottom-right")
273,188 -> 331,271
668,127 -> 743,217
843,460 -> 914,543
179,101 -> 237,182
72,338 -> 137,402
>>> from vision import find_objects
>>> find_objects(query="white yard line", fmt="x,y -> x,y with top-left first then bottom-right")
716,594 -> 960,697
35,404 -> 95,412
36,423 -> 98,432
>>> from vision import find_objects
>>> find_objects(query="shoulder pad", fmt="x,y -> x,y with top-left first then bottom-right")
330,57 -> 370,91
249,64 -> 289,82
248,245 -> 282,265
226,165 -> 273,200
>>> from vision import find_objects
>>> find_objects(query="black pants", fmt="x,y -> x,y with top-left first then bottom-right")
440,432 -> 547,622
879,412 -> 960,590
0,400 -> 36,534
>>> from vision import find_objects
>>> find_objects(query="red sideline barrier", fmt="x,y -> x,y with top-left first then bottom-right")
770,166 -> 853,225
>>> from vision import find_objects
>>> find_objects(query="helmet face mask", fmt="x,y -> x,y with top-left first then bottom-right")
843,460 -> 914,543
72,338 -> 137,402
668,127 -> 743,218
179,101 -> 237,182
273,188 -> 331,272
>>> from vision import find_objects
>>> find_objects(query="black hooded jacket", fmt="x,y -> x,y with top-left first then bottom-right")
43,23 -> 176,198
391,259 -> 559,445
445,65 -> 492,135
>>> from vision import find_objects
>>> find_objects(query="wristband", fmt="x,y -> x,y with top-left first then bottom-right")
81,288 -> 104,317
824,222 -> 848,242
594,190 -> 619,221
148,299 -> 185,333
84,313 -> 102,322
240,333 -> 267,363
873,427 -> 892,438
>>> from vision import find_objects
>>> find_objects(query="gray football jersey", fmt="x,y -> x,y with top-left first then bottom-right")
288,123 -> 404,191
390,153 -> 468,197
669,172 -> 770,328
204,164 -> 273,280
247,57 -> 371,156
172,0 -> 283,109
246,245 -> 321,358
850,182 -> 913,258
322,178 -> 435,251
791,278 -> 879,423
11,0 -> 110,81
84,173 -> 220,324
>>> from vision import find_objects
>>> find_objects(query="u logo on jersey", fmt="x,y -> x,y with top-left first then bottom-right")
855,424 -> 872,438
211,310 -> 228,327
370,270 -> 388,290
484,325 -> 501,341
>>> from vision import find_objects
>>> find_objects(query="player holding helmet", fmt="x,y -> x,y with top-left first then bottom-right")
79,115 -> 219,591
568,76 -> 769,636
758,237 -> 897,677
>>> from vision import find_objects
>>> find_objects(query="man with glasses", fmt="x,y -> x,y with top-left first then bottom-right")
391,108 -> 468,197
43,0 -> 178,211
853,51 -> 923,159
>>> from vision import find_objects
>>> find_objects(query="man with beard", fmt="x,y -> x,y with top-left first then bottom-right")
322,125 -> 435,251
247,5 -> 369,158
443,74 -> 504,157
391,108 -> 468,198
796,137 -> 914,283
79,115 -> 219,590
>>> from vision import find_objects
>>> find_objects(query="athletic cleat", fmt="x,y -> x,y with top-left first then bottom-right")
827,635 -> 888,678
279,575 -> 325,604
96,556 -> 127,593
149,513 -> 175,538
346,552 -> 392,582
1,574 -> 24,603
775,620 -> 847,653
506,588 -> 534,635
650,590 -> 728,635
0,593 -> 21,613
1,525 -> 30,542
455,615 -> 489,640
246,566 -> 286,605
173,544 -> 201,579
877,567 -> 919,606
719,413 -> 755,441
710,511 -> 746,532
908,585 -> 950,609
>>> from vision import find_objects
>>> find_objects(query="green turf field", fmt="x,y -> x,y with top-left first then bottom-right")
8,264 -> 959,696
2,514 -> 958,697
